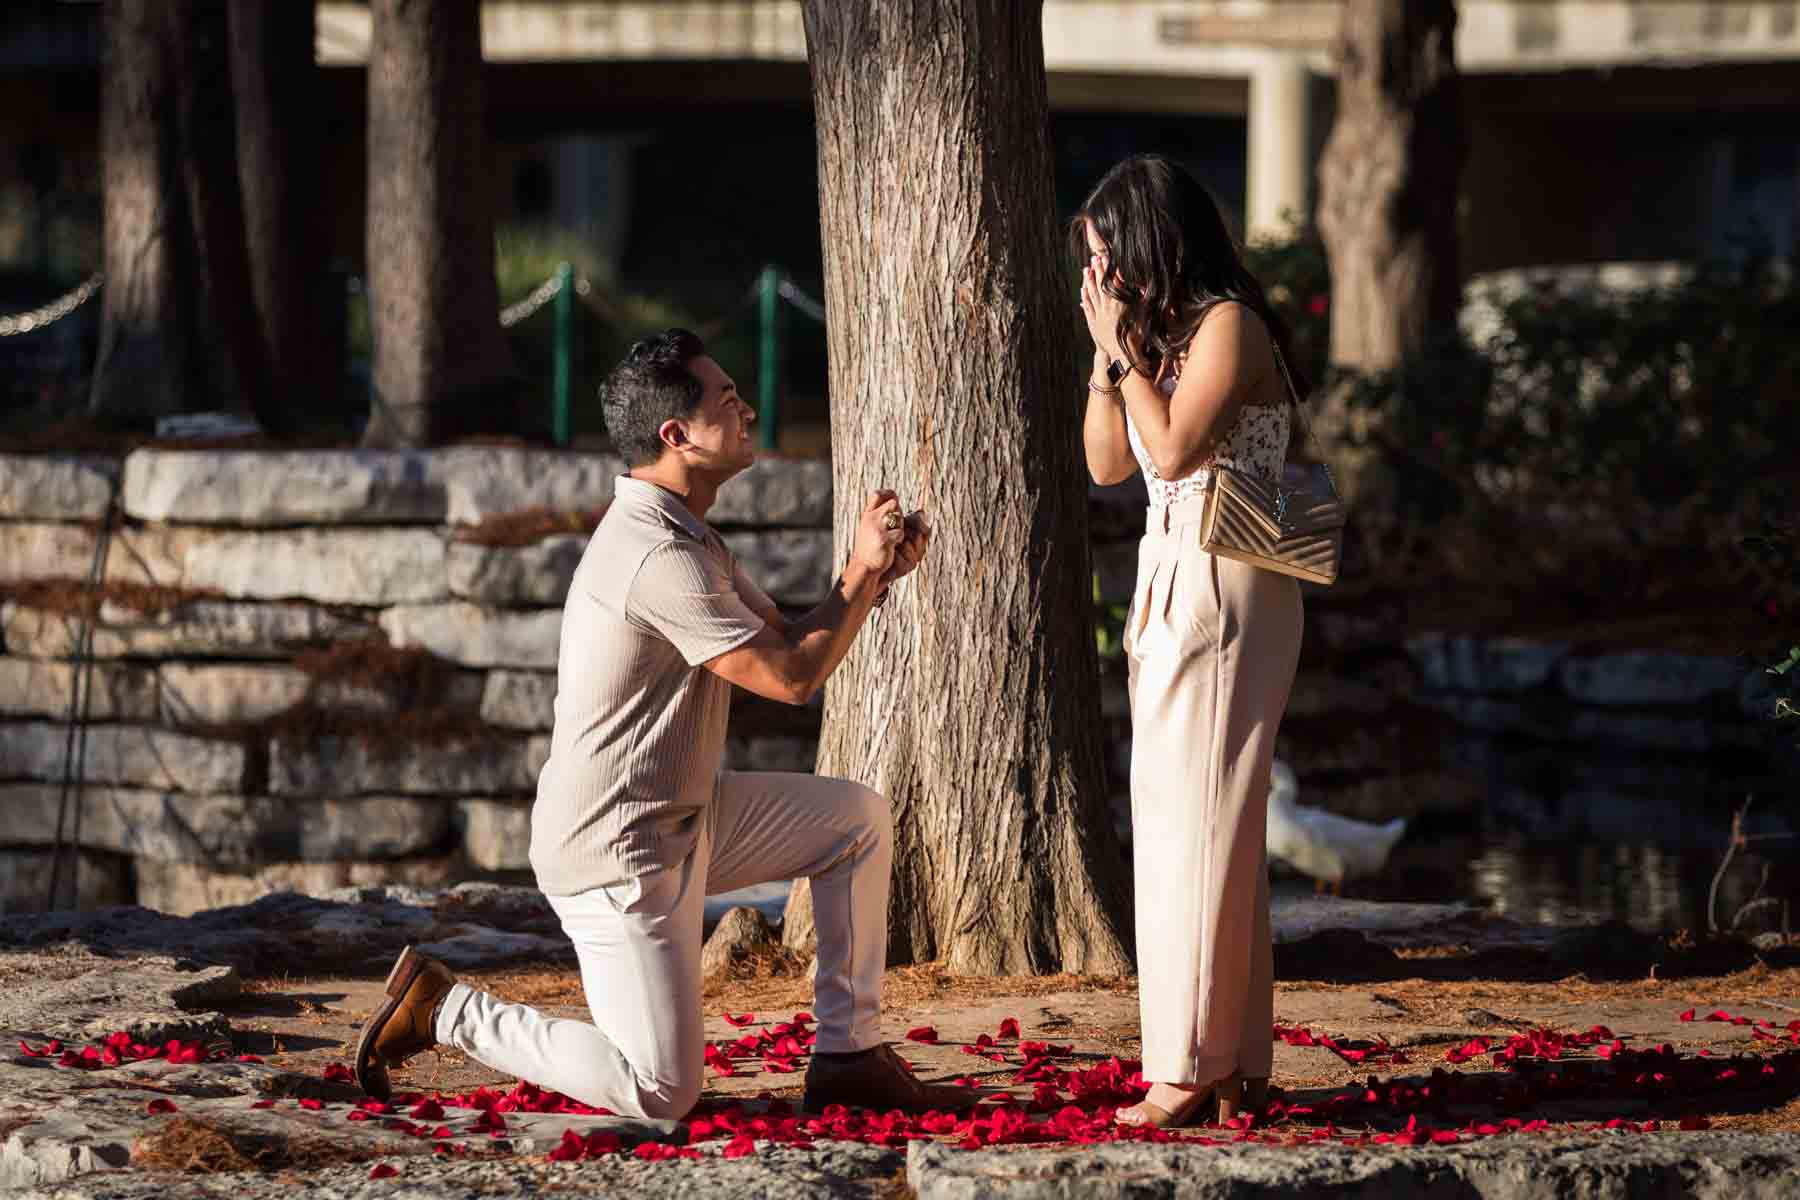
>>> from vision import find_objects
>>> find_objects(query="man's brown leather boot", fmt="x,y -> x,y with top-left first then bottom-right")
354,946 -> 456,1101
801,1044 -> 981,1113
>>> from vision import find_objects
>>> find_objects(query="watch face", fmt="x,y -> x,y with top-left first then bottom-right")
1106,359 -> 1128,386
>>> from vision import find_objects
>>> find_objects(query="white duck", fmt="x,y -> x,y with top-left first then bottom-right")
1266,759 -> 1406,895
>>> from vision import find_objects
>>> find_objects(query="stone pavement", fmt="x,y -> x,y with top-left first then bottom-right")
906,1135 -> 1800,1199
1,887 -> 1797,1197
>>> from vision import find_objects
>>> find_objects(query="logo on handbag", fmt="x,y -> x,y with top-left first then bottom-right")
1272,488 -> 1294,532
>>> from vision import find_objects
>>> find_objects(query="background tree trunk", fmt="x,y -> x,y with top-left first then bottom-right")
362,0 -> 513,448
91,0 -> 264,424
228,0 -> 333,436
781,0 -> 1134,976
1315,0 -> 1464,372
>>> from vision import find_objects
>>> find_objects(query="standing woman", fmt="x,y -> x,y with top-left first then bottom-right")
1073,155 -> 1306,1128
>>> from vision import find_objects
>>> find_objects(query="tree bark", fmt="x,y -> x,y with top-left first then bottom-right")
1315,0 -> 1464,371
782,0 -> 1134,976
362,0 -> 513,447
91,0 -> 264,423
228,0 -> 333,436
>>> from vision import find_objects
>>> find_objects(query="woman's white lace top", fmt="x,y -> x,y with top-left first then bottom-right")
1124,367 -> 1291,508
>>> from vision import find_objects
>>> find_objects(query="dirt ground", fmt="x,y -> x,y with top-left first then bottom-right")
223,957 -> 1800,1137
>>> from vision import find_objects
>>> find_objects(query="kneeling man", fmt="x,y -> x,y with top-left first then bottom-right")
355,329 -> 965,1118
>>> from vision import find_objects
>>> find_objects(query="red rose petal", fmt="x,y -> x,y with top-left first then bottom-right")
145,1098 -> 178,1115
369,1163 -> 399,1179
905,1026 -> 939,1044
722,1013 -> 755,1028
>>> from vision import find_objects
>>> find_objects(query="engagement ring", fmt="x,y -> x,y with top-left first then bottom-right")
883,511 -> 903,531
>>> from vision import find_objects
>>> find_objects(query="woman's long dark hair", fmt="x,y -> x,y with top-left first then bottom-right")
1070,154 -> 1309,401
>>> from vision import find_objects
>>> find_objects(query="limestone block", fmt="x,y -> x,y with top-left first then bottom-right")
269,734 -> 542,797
909,1132 -> 1800,1200
440,447 -> 623,526
135,855 -> 460,916
460,797 -> 532,870
481,670 -> 557,730
157,663 -> 311,725
721,530 -> 832,606
379,602 -> 560,669
181,528 -> 447,605
0,658 -> 159,721
1,600 -> 371,660
0,848 -> 132,915
122,448 -> 447,524
709,456 -> 832,527
0,722 -> 245,792
1424,694 -> 1730,754
0,521 -> 191,587
447,534 -> 586,605
0,785 -> 449,865
1558,650 -> 1750,708
1406,633 -> 1568,694
0,454 -> 118,520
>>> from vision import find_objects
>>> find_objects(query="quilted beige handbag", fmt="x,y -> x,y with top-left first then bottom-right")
1196,341 -> 1345,586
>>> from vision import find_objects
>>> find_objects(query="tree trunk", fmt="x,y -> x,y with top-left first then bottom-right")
782,0 -> 1134,976
91,0 -> 264,423
228,0 -> 333,436
1315,0 -> 1464,372
362,0 -> 513,448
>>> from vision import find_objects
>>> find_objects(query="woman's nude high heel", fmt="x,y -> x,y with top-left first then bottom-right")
1116,1072 -> 1244,1129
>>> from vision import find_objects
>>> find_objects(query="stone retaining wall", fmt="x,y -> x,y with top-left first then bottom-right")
0,449 -> 840,914
0,450 -> 1784,916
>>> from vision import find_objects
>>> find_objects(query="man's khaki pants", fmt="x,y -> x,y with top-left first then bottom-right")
432,771 -> 892,1119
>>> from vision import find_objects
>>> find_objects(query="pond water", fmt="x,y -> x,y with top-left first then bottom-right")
1339,733 -> 1797,937
710,733 -> 1797,942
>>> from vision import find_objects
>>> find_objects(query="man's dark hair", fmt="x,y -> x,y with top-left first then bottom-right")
601,328 -> 706,466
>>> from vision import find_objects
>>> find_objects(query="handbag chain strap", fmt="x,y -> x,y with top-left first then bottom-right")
1269,338 -> 1341,502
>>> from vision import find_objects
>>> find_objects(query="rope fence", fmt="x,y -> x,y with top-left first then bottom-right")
0,274 -> 102,337
0,263 -> 827,446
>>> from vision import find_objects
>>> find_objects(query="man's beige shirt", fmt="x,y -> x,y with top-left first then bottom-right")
529,475 -> 774,895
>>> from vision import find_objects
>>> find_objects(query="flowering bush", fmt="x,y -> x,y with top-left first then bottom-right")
1242,228 -> 1332,395
1261,242 -> 1798,648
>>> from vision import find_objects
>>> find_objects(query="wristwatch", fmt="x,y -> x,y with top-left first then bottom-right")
1105,357 -> 1131,387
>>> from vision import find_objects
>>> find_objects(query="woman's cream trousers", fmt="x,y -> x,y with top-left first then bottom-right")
1125,496 -> 1303,1085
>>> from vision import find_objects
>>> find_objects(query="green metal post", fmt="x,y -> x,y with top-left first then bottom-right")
757,265 -> 783,450
552,261 -> 574,446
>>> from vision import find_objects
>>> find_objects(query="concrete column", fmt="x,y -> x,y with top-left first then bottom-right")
1246,51 -> 1312,242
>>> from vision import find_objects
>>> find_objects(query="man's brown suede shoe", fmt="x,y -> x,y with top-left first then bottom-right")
801,1043 -> 981,1113
354,946 -> 456,1101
